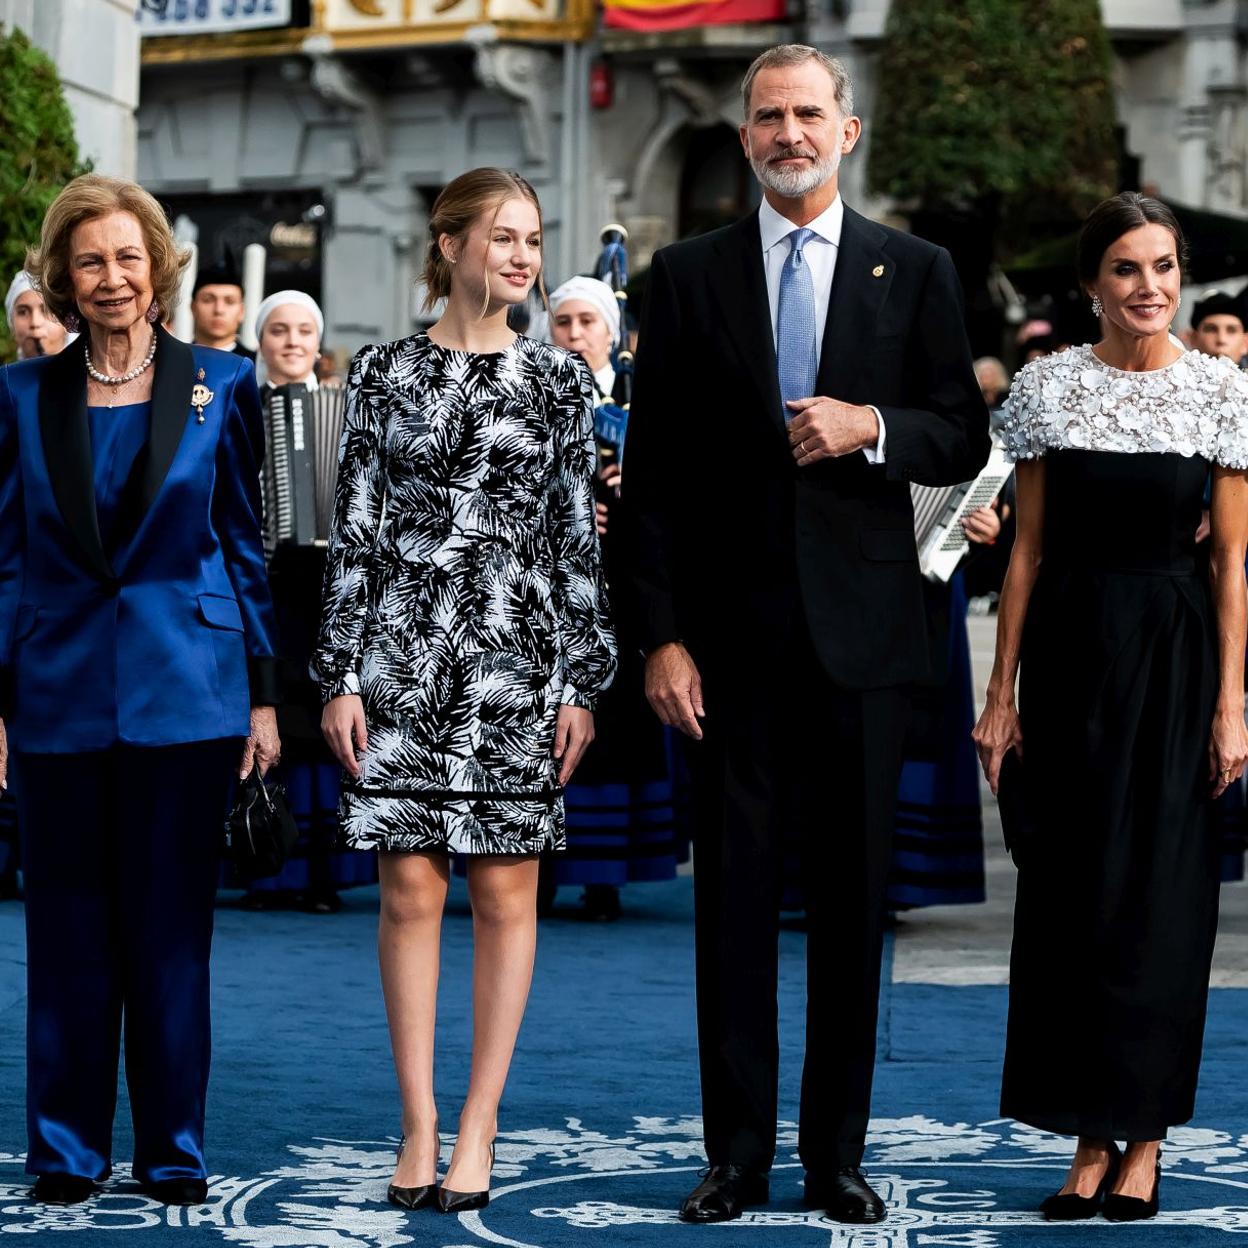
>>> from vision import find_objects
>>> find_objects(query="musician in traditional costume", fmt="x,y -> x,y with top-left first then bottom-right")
547,275 -> 682,919
190,255 -> 254,362
0,174 -> 280,1207
242,290 -> 377,912
6,270 -> 75,360
1190,290 -> 1248,883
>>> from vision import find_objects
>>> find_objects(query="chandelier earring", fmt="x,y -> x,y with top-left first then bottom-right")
1090,293 -> 1103,318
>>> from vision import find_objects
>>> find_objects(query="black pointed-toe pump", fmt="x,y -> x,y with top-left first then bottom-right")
387,1134 -> 438,1211
437,1143 -> 494,1214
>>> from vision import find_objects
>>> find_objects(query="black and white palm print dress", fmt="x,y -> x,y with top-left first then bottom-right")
312,333 -> 617,854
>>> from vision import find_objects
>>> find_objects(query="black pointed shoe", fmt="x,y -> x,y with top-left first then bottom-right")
140,1178 -> 209,1206
1040,1142 -> 1122,1221
437,1143 -> 493,1214
388,1135 -> 438,1211
32,1175 -> 96,1205
679,1165 -> 769,1224
1103,1155 -> 1161,1223
805,1167 -> 886,1224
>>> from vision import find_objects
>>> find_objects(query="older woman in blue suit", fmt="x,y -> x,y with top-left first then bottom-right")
0,175 -> 281,1208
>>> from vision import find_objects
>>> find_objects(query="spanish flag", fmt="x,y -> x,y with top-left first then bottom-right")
604,0 -> 785,32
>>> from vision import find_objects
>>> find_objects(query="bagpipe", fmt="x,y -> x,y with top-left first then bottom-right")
592,224 -> 632,474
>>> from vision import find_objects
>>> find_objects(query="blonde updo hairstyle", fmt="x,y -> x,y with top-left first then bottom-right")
421,167 -> 547,313
26,174 -> 191,325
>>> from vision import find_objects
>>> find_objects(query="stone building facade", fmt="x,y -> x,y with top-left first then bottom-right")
134,0 -> 1248,357
0,0 -> 140,177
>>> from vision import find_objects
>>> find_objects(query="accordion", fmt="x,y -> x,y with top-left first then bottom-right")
261,383 -> 346,554
911,442 -> 1014,582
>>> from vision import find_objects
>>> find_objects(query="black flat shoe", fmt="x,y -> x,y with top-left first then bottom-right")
1040,1142 -> 1122,1221
388,1132 -> 439,1210
437,1142 -> 493,1213
32,1175 -> 96,1205
140,1178 -> 208,1206
678,1165 -> 768,1224
805,1167 -> 886,1224
1103,1157 -> 1161,1222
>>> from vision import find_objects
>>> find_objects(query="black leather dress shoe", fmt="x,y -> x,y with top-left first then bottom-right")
805,1167 -> 886,1224
679,1165 -> 769,1224
32,1175 -> 96,1205
141,1178 -> 209,1206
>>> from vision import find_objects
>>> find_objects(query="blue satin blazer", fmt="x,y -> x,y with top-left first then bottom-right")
0,328 -> 279,752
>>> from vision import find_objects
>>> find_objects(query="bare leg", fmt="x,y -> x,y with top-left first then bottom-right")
443,855 -> 540,1193
1057,1138 -> 1115,1197
1111,1140 -> 1161,1200
378,851 -> 450,1188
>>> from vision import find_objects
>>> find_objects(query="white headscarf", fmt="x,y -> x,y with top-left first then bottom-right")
6,270 -> 78,359
253,290 -> 325,343
548,276 -> 622,346
5,271 -> 35,329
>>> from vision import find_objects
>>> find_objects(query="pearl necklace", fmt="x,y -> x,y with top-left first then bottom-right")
85,331 -> 157,386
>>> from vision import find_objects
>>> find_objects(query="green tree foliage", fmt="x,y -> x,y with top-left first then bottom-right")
868,0 -> 1118,253
0,25 -> 84,360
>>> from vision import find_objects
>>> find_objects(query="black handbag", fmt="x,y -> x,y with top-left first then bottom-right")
996,748 -> 1037,869
224,765 -> 299,879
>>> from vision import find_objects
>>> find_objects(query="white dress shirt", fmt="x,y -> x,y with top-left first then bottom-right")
759,194 -> 886,462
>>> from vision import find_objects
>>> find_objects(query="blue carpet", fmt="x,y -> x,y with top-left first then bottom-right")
3,879 -> 1248,1245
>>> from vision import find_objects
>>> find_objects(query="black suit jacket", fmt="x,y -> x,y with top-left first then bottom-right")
620,204 -> 990,690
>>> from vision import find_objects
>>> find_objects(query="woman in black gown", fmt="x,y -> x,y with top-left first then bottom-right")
974,193 -> 1248,1222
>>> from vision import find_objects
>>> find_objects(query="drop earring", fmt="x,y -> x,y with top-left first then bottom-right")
146,302 -> 160,324
63,309 -> 80,333
1090,293 -> 1103,318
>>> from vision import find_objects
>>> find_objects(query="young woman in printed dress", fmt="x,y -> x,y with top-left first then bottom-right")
314,168 -> 616,1213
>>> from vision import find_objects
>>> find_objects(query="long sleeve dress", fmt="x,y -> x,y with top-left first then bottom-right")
313,333 -> 617,855
999,345 -> 1248,1140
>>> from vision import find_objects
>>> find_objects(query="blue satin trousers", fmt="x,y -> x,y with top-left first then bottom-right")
17,739 -> 240,1181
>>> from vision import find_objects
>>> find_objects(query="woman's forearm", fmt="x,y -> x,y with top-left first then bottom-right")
1210,547 -> 1247,712
985,546 -> 1042,706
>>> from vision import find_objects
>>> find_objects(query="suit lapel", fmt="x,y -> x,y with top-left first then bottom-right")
708,213 -> 786,433
37,340 -> 114,582
140,325 -> 195,520
817,205 -> 894,402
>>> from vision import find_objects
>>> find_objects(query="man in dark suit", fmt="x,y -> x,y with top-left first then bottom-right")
621,44 -> 990,1227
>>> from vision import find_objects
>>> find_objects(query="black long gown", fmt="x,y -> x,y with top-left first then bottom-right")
1000,345 -> 1248,1141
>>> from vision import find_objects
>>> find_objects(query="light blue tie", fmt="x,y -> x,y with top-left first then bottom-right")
776,226 -> 818,421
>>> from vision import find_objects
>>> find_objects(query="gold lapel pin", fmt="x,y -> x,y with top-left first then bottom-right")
191,374 -> 215,424
872,264 -> 885,278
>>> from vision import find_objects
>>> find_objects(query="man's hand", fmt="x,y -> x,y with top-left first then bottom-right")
786,398 -> 878,465
322,694 -> 368,779
644,642 -> 705,740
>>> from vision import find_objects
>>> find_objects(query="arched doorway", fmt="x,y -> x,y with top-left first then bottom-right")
678,123 -> 756,237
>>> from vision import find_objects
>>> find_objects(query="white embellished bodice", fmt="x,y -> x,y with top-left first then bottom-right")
1001,345 -> 1248,469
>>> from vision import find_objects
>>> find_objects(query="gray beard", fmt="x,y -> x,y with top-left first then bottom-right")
750,147 -> 842,199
